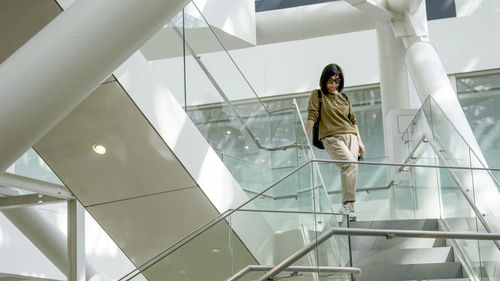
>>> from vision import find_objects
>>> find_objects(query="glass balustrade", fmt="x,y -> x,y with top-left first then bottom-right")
127,209 -> 350,281
119,161 -> 351,281
145,3 -> 310,197
401,95 -> 500,281
120,158 -> 500,281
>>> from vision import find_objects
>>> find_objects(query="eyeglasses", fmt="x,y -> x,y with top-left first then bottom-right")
327,78 -> 342,84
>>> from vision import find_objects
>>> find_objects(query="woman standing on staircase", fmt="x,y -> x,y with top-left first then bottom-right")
305,63 -> 365,221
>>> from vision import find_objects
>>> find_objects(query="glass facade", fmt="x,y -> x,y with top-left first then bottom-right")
457,70 -> 500,181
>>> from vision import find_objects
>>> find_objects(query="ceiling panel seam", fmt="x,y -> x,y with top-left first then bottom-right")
83,185 -> 198,208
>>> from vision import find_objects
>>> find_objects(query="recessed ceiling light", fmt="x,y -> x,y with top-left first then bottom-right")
226,130 -> 232,135
275,230 -> 283,234
211,249 -> 220,253
244,146 -> 249,150
92,144 -> 106,155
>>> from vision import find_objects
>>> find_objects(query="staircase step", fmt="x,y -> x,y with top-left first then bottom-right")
350,218 -> 438,230
358,262 -> 463,281
353,247 -> 453,266
350,219 -> 442,251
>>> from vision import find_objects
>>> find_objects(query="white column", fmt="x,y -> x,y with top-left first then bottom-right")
68,200 -> 85,281
0,0 -> 190,172
405,41 -> 484,162
376,22 -> 420,168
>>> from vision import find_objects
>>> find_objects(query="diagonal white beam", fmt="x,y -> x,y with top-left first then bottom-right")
0,0 -> 191,172
0,173 -> 73,199
0,185 -> 20,196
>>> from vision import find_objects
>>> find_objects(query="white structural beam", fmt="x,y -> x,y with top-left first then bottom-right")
68,200 -> 85,281
0,0 -> 191,172
256,1 -> 376,44
0,185 -> 20,196
0,194 -> 65,210
0,173 -> 73,199
1,207 -> 107,280
345,0 -> 393,21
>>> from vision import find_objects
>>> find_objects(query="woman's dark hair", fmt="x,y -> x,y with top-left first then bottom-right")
319,63 -> 344,94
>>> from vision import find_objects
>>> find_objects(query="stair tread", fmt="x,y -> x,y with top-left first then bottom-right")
350,218 -> 438,230
353,246 -> 453,266
358,262 -> 463,281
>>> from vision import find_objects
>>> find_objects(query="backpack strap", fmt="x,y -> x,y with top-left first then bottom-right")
341,92 -> 352,121
317,89 -> 322,123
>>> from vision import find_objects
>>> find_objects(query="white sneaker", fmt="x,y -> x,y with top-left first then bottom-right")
338,202 -> 357,222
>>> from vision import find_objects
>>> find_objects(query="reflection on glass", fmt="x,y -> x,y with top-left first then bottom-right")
131,209 -> 350,281
457,71 -> 500,184
9,148 -> 63,185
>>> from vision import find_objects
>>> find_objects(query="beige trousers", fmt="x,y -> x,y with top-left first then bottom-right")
322,133 -> 359,203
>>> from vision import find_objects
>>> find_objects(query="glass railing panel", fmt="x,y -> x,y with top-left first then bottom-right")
392,182 -> 417,220
402,101 -> 432,158
129,218 -> 248,281
469,151 -> 500,234
425,97 -> 500,232
427,98 -> 473,169
219,153 -> 272,192
130,209 -> 351,281
7,148 -> 63,185
437,164 -> 483,281
249,162 -> 313,213
182,2 -> 268,115
409,145 -> 441,219
477,223 -> 500,281
315,212 -> 351,270
314,162 -> 392,221
232,210 -> 318,270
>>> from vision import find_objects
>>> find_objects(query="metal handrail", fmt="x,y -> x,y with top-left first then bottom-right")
119,159 -> 500,280
256,226 -> 500,281
227,265 -> 361,281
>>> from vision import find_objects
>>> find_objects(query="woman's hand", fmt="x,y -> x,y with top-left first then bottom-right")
358,141 -> 365,155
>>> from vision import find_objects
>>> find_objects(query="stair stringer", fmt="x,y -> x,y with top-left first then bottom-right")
113,51 -> 275,265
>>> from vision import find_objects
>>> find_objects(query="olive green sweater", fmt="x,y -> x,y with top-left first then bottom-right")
307,89 -> 358,140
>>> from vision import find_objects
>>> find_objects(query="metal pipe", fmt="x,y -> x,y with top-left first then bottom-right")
227,265 -> 361,281
330,227 -> 500,240
312,159 -> 500,172
0,172 -> 74,199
